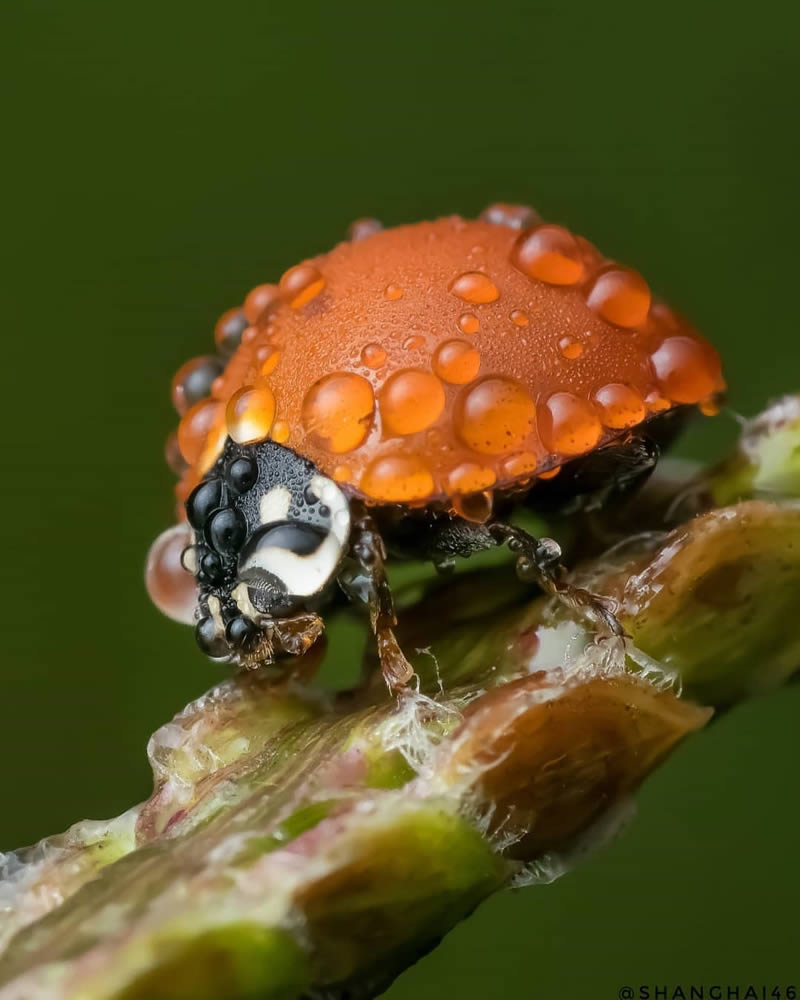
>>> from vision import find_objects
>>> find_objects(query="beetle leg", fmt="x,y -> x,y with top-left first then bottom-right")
344,505 -> 415,692
487,522 -> 626,638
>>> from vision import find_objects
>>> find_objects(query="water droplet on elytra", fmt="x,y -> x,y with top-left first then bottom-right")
361,343 -> 387,368
456,377 -> 536,455
458,313 -> 480,335
301,372 -> 374,453
449,271 -> 500,304
433,339 -> 481,385
379,370 -> 446,435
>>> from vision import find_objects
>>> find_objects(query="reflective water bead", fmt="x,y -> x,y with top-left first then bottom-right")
511,225 -> 585,285
458,313 -> 480,335
164,431 -> 188,476
145,523 -> 197,624
177,398 -> 222,466
384,283 -> 403,300
448,463 -> 497,494
586,267 -> 651,328
645,391 -> 672,413
259,351 -> 281,376
333,465 -> 352,482
502,452 -> 538,480
347,217 -> 383,241
361,455 -> 435,502
448,271 -> 500,304
480,203 -> 541,229
379,370 -> 446,435
452,491 -> 494,523
301,372 -> 375,452
433,339 -> 481,385
271,420 -> 290,444
558,336 -> 583,360
243,283 -> 281,324
510,309 -> 529,327
539,465 -> 561,480
593,383 -> 646,429
361,343 -> 387,369
171,355 -> 225,415
225,384 -> 276,444
650,336 -> 723,404
456,377 -> 536,455
214,308 -> 249,356
539,392 -> 602,456
280,262 -> 325,309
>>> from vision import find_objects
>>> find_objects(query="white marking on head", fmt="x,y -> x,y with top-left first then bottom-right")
259,486 -> 292,525
239,475 -> 350,599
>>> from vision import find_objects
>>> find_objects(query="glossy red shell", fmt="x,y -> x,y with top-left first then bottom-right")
170,212 -> 724,510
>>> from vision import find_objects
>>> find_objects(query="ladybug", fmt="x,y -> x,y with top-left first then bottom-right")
146,204 -> 725,689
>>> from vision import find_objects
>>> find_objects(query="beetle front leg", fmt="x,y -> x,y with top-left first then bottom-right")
487,522 -> 626,639
342,505 -> 415,692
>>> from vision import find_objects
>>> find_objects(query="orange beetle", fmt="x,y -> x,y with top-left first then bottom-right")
147,205 -> 724,689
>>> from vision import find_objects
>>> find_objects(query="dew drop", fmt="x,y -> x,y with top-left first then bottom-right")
502,452 -> 538,480
510,309 -> 529,327
593,383 -> 646,429
452,491 -> 494,523
538,392 -> 602,456
171,355 -> 225,415
539,465 -> 561,480
449,271 -> 500,304
456,377 -> 536,455
448,463 -> 497,494
259,350 -> 281,377
243,283 -> 281,324
333,465 -> 352,482
214,308 -> 248,356
480,203 -> 541,230
458,313 -> 480,335
242,325 -> 258,345
361,343 -> 387,369
645,391 -> 672,413
220,393 -> 266,450
271,420 -> 290,444
433,339 -> 481,385
511,225 -> 584,285
145,523 -> 197,625
379,370 -> 446,435
301,372 -> 375,453
361,455 -> 435,502
384,283 -> 404,300
586,267 -> 651,328
177,398 -> 222,466
225,385 -> 276,444
650,336 -> 723,404
348,217 -> 383,241
403,334 -> 425,351
558,336 -> 584,360
164,431 -> 188,476
280,262 -> 325,309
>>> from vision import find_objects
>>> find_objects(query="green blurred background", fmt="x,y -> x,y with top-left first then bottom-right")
3,1 -> 799,995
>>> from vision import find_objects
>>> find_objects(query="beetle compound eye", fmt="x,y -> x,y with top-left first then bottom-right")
186,478 -> 225,531
225,615 -> 261,651
195,616 -> 228,658
225,455 -> 258,494
207,507 -> 247,556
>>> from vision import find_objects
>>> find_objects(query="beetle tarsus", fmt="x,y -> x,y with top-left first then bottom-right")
347,506 -> 415,692
488,522 -> 626,639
